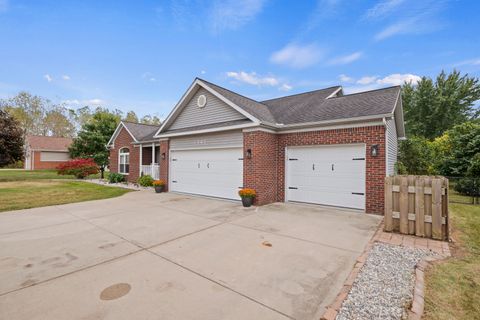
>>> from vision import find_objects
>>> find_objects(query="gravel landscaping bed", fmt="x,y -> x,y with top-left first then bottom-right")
336,242 -> 436,320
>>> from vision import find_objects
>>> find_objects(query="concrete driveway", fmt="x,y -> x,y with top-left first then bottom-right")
0,191 -> 381,320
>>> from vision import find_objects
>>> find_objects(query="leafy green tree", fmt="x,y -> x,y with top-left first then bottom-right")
439,121 -> 480,176
397,136 -> 435,175
44,106 -> 76,137
402,70 -> 480,139
69,109 -> 120,178
0,110 -> 24,166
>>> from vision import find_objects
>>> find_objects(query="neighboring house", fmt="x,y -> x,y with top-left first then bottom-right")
108,78 -> 405,214
24,135 -> 73,170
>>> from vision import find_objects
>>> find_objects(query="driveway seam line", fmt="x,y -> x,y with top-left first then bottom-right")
146,249 -> 295,320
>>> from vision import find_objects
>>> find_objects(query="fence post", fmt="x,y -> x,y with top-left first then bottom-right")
415,177 -> 425,237
431,178 -> 443,240
385,177 -> 393,232
399,176 -> 409,234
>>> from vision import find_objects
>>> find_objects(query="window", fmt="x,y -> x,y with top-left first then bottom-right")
119,147 -> 130,174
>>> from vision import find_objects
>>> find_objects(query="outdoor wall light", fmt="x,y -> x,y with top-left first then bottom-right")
246,149 -> 252,159
371,144 -> 379,157
161,152 -> 166,160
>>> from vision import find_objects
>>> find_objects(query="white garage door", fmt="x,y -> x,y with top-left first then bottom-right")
286,144 -> 366,210
169,148 -> 243,200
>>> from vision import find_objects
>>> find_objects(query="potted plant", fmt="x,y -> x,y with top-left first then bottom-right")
238,188 -> 256,207
153,180 -> 166,193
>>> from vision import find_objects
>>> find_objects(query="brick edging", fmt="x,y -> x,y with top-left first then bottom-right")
321,222 -> 451,320
408,254 -> 449,320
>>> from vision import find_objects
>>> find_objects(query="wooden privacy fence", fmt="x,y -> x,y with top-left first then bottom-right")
384,175 -> 449,241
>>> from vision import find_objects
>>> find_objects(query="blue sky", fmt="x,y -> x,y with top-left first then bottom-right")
0,0 -> 479,119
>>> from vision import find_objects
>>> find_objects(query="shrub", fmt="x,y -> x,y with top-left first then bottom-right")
1,160 -> 23,169
57,158 -> 99,179
453,178 -> 480,197
152,179 -> 166,187
137,175 -> 154,187
108,172 -> 125,183
238,188 -> 256,198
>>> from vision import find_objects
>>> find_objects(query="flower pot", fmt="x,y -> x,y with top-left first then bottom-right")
154,185 -> 164,193
241,196 -> 254,207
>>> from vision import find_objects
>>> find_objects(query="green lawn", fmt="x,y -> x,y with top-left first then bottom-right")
0,169 -> 108,182
424,203 -> 480,320
0,180 -> 131,212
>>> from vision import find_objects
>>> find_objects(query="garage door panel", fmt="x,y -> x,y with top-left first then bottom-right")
286,145 -> 366,210
170,148 -> 243,200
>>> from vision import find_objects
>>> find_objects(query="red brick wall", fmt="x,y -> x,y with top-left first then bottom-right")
31,151 -> 69,170
159,140 -> 169,191
109,127 -> 140,183
243,131 -> 278,205
276,126 -> 386,214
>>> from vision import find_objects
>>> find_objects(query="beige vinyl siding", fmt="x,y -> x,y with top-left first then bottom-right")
40,151 -> 70,162
170,131 -> 243,150
169,88 -> 247,130
386,118 -> 398,175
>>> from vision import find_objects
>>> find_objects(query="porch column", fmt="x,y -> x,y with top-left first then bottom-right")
151,142 -> 155,165
139,144 -> 143,176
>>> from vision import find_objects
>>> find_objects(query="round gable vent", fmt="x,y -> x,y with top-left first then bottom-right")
197,94 -> 207,108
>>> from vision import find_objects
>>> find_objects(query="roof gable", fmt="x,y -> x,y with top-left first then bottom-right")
107,121 -> 161,147
165,87 -> 248,131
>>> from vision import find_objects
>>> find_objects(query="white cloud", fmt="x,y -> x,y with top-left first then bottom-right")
376,73 -> 421,86
328,51 -> 363,65
345,73 -> 421,93
201,70 -> 207,74
279,84 -> 293,91
62,99 -> 81,105
62,75 -> 71,80
44,74 -> 53,82
270,43 -> 324,68
339,74 -> 354,82
454,58 -> 480,67
142,72 -> 156,82
364,0 -> 405,20
357,76 -> 378,85
372,0 -> 446,41
210,0 -> 267,32
226,71 -> 279,86
86,98 -> 104,105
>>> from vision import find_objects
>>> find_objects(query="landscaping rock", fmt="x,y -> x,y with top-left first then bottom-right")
336,242 -> 436,320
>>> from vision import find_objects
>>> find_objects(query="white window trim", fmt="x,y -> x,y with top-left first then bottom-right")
118,147 -> 130,175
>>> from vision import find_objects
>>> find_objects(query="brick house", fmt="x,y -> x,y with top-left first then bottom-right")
108,78 -> 405,214
24,135 -> 73,170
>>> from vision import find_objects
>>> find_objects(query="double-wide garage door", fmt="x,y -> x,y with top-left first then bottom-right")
286,144 -> 366,210
169,148 -> 243,200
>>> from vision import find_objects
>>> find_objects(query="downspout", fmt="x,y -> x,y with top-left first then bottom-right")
383,117 -> 388,177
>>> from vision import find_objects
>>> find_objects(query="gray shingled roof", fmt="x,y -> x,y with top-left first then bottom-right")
200,79 -> 277,124
198,78 -> 400,126
123,122 -> 161,142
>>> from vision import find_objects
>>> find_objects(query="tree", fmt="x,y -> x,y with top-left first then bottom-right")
124,111 -> 138,123
69,109 -> 120,178
402,70 -> 480,139
397,136 -> 435,175
0,91 -> 76,138
438,121 -> 480,176
0,110 -> 24,166
140,115 -> 161,125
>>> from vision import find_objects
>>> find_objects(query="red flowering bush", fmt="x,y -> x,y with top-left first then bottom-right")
57,158 -> 99,179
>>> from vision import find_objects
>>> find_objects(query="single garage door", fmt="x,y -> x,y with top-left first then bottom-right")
169,148 -> 243,200
286,144 -> 366,210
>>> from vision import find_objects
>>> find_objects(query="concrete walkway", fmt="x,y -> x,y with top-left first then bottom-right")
0,191 -> 381,320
